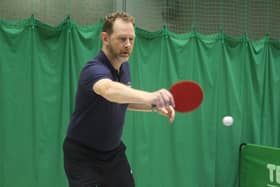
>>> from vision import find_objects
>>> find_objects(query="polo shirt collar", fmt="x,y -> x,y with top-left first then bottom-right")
99,50 -> 125,75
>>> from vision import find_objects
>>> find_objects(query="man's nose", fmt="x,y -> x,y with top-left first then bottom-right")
123,39 -> 133,47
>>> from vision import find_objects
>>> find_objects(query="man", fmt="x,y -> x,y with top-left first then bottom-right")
63,12 -> 175,187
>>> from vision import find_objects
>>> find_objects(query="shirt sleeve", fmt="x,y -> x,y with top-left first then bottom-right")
79,62 -> 112,92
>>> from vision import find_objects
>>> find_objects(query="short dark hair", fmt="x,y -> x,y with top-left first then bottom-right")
103,12 -> 135,35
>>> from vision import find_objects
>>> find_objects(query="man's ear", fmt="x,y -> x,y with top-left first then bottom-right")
101,32 -> 109,44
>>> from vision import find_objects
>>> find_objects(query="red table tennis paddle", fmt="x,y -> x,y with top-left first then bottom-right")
169,80 -> 203,113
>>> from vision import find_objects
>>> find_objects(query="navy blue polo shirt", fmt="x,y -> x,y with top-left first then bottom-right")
66,50 -> 131,151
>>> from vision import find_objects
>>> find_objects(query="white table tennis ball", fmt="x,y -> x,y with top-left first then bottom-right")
223,116 -> 234,126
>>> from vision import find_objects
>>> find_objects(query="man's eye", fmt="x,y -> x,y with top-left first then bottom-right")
120,38 -> 126,42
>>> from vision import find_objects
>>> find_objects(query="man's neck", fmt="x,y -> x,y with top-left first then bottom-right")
102,48 -> 122,72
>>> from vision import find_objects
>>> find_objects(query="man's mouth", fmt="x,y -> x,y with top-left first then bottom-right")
120,51 -> 130,56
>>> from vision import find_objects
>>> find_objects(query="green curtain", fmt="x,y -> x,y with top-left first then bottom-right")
0,17 -> 280,187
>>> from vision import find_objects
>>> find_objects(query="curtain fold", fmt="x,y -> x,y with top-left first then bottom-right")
0,17 -> 280,187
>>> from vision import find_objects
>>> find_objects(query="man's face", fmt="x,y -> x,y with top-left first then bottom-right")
106,18 -> 135,62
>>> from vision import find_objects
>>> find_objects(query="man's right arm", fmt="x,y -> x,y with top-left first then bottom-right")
93,78 -> 175,108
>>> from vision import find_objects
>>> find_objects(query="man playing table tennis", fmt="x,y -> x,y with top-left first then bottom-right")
63,12 -> 175,187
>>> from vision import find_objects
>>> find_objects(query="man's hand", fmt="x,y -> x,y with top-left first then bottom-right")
156,105 -> 175,123
150,89 -> 175,109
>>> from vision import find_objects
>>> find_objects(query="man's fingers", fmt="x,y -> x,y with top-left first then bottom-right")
167,106 -> 175,123
159,89 -> 175,108
151,89 -> 175,109
157,106 -> 175,123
